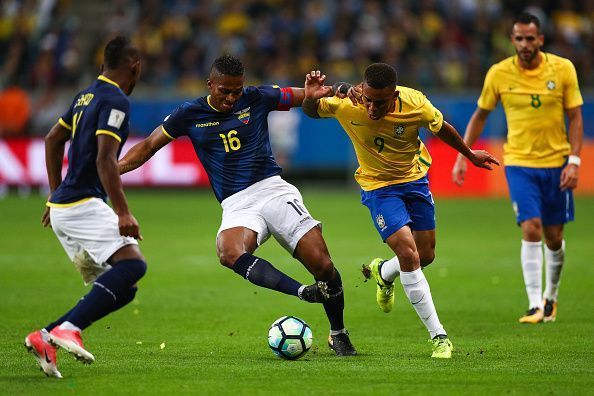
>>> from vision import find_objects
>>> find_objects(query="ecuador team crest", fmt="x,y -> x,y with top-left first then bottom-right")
235,107 -> 251,124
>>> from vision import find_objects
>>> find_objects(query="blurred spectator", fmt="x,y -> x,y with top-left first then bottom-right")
0,85 -> 30,137
0,0 -> 593,137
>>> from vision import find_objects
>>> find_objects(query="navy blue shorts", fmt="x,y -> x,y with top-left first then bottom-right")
361,176 -> 435,241
505,165 -> 574,226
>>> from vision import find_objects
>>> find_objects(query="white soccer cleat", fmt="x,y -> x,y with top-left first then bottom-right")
24,330 -> 62,378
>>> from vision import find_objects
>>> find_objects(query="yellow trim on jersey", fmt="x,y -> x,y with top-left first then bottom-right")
97,75 -> 121,88
206,95 -> 221,112
96,130 -> 122,142
161,126 -> 175,140
46,197 -> 92,208
58,118 -> 72,130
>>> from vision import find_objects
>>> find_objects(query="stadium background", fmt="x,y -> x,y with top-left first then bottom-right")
0,0 -> 593,196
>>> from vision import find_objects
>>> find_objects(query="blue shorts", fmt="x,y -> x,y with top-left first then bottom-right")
505,165 -> 574,226
361,176 -> 435,242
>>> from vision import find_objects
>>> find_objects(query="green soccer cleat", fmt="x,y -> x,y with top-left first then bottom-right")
362,258 -> 394,313
430,335 -> 453,359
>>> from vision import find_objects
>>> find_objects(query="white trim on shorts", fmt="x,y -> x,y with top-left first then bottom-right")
217,176 -> 321,254
50,197 -> 138,266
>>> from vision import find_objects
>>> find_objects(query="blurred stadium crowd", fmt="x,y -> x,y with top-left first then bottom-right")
1,0 -> 593,136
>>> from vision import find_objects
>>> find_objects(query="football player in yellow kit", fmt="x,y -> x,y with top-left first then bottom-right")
452,13 -> 583,324
302,66 -> 499,358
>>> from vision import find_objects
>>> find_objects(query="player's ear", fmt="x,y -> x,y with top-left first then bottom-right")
207,79 -> 213,90
393,90 -> 400,100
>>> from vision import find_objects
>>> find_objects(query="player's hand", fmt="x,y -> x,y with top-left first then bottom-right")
118,212 -> 143,240
468,150 -> 500,170
451,154 -> 468,186
41,206 -> 51,228
347,84 -> 363,106
304,70 -> 333,100
560,164 -> 579,190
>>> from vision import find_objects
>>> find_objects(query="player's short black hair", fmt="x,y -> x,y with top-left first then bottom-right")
364,63 -> 398,89
104,36 -> 139,70
211,55 -> 244,76
513,12 -> 541,31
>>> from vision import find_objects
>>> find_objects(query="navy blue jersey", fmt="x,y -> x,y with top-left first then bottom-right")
48,76 -> 130,206
162,85 -> 293,202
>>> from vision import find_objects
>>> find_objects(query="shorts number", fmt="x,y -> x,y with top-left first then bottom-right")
530,94 -> 541,108
219,130 -> 241,152
374,137 -> 385,153
287,199 -> 306,216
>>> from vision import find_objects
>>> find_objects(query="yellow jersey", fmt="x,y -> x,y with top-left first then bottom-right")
318,86 -> 443,191
478,52 -> 583,167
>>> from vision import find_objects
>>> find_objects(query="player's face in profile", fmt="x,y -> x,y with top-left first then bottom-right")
511,23 -> 543,65
361,83 -> 398,120
207,74 -> 244,112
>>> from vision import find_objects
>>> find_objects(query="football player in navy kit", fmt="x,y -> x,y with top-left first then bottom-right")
119,55 -> 356,356
25,37 -> 147,378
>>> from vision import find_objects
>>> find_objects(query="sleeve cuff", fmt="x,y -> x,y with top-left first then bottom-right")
58,118 -> 72,130
161,126 -> 175,140
96,129 -> 122,142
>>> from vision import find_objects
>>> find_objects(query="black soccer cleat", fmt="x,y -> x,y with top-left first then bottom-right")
328,331 -> 357,356
299,281 -> 330,303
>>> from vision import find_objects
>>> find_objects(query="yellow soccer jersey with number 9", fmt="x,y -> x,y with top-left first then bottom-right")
478,53 -> 583,167
318,86 -> 443,191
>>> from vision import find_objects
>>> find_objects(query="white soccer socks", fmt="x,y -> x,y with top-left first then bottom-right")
544,240 -> 565,301
521,240 -> 543,309
380,256 -> 401,283
400,268 -> 445,339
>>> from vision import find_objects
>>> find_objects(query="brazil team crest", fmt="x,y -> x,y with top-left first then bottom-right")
546,80 -> 556,90
394,124 -> 405,137
376,214 -> 386,230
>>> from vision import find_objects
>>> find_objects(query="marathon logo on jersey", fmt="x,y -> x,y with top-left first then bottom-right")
195,121 -> 220,127
376,214 -> 387,231
394,124 -> 405,137
107,109 -> 125,129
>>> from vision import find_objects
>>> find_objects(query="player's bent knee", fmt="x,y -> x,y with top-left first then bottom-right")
218,250 -> 244,269
419,252 -> 435,267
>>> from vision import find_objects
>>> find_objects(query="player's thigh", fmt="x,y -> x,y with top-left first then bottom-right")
541,166 -> 574,227
384,225 -> 420,271
360,185 -> 411,242
293,225 -> 335,280
50,198 -> 138,265
505,166 -> 543,224
260,188 -> 321,256
216,226 -> 260,266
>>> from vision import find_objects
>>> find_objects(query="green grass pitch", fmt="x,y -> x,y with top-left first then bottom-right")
1,189 -> 593,395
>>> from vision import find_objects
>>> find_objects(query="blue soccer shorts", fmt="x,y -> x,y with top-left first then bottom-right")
360,176 -> 436,242
505,165 -> 574,226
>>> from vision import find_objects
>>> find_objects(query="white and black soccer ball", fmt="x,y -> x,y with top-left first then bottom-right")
267,316 -> 313,360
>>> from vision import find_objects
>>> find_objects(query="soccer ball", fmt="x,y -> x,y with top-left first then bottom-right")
267,316 -> 313,360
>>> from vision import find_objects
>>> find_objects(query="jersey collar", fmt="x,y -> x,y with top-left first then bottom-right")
97,75 -> 121,88
206,95 -> 222,112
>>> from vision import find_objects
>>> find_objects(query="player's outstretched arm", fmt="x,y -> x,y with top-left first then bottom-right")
437,120 -> 500,171
560,106 -> 583,190
118,125 -> 171,175
97,134 -> 142,240
451,107 -> 491,186
302,70 -> 333,118
42,122 -> 71,227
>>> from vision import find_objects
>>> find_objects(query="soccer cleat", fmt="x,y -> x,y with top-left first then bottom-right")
299,281 -> 330,303
543,299 -> 557,323
518,307 -> 544,324
361,258 -> 395,313
430,335 -> 453,359
328,331 -> 357,356
24,330 -> 62,378
48,327 -> 95,364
